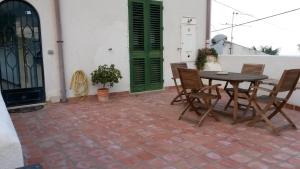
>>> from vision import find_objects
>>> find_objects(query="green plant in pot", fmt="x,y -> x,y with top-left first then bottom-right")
195,48 -> 218,70
91,64 -> 122,102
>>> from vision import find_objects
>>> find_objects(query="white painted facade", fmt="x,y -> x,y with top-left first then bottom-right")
222,41 -> 267,55
0,0 -> 208,102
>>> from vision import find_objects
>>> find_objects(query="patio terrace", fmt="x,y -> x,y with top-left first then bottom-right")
10,89 -> 300,169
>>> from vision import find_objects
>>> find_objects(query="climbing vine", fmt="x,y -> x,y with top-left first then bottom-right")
195,48 -> 218,70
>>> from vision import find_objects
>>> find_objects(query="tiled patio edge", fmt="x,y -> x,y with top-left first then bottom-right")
165,85 -> 300,112
285,103 -> 300,112
67,86 -> 300,112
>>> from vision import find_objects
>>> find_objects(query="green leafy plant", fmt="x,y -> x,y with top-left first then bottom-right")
260,46 -> 280,55
91,64 -> 122,88
195,48 -> 218,70
253,46 -> 280,55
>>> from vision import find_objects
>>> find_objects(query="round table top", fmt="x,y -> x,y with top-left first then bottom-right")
200,71 -> 268,82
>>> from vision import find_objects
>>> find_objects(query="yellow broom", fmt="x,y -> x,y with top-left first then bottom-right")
70,70 -> 89,98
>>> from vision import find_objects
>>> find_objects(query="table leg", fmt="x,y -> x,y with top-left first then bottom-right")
209,79 -> 212,104
230,81 -> 239,124
209,79 -> 212,93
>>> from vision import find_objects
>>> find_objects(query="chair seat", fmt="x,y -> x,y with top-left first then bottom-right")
190,92 -> 218,99
225,88 -> 251,99
225,87 -> 250,94
256,95 -> 284,103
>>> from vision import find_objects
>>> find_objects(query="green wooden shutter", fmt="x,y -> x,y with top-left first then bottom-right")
132,58 -> 145,86
131,1 -> 145,51
129,0 -> 147,92
149,2 -> 162,50
148,1 -> 163,90
129,0 -> 163,92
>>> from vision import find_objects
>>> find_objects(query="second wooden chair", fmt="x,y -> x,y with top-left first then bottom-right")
170,62 -> 188,105
224,64 -> 265,113
178,68 -> 221,126
248,69 -> 300,135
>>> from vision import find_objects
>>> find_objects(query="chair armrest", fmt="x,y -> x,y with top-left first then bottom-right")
258,87 -> 273,92
200,84 -> 222,98
224,82 -> 229,89
199,84 -> 221,91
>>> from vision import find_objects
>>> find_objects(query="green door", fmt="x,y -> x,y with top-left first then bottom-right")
129,0 -> 163,92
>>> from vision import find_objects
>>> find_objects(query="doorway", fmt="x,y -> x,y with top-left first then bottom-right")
0,0 -> 45,107
129,0 -> 163,92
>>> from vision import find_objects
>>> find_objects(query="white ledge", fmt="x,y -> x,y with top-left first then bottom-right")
0,92 -> 24,169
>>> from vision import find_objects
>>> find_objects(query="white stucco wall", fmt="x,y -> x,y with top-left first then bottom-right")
0,0 -> 62,102
163,0 -> 208,87
31,0 -> 61,102
59,0 -> 130,97
1,0 -> 208,101
219,55 -> 300,106
59,0 -> 208,97
222,42 -> 267,55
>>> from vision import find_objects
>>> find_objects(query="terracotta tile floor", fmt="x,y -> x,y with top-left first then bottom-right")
10,89 -> 300,169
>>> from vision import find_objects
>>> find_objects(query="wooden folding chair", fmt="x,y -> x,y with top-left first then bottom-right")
177,68 -> 221,126
170,63 -> 188,105
224,64 -> 265,113
248,69 -> 300,135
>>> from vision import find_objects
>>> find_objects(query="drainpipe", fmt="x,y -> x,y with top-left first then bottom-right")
54,0 -> 67,102
205,0 -> 212,48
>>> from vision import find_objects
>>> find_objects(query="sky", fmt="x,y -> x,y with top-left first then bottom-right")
211,0 -> 300,55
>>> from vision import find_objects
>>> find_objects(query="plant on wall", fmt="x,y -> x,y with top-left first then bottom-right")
253,46 -> 280,55
195,48 -> 218,70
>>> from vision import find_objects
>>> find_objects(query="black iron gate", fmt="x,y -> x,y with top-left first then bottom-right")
0,0 -> 45,107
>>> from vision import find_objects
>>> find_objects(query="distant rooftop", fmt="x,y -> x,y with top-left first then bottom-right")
211,34 -> 268,55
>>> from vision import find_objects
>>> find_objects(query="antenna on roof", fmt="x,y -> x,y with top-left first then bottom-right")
229,11 -> 239,54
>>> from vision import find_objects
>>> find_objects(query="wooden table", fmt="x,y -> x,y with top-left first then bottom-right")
200,71 -> 268,123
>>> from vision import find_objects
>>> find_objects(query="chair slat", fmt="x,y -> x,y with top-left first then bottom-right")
276,69 -> 300,92
177,68 -> 204,90
171,63 -> 188,79
241,64 -> 265,75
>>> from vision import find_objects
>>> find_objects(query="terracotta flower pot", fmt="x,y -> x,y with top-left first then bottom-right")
97,88 -> 109,102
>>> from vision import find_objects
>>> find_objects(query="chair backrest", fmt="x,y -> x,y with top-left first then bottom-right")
178,68 -> 204,91
241,64 -> 265,75
275,69 -> 300,93
171,62 -> 187,79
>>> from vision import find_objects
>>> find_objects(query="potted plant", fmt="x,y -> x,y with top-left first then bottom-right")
195,48 -> 218,70
91,64 -> 122,102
